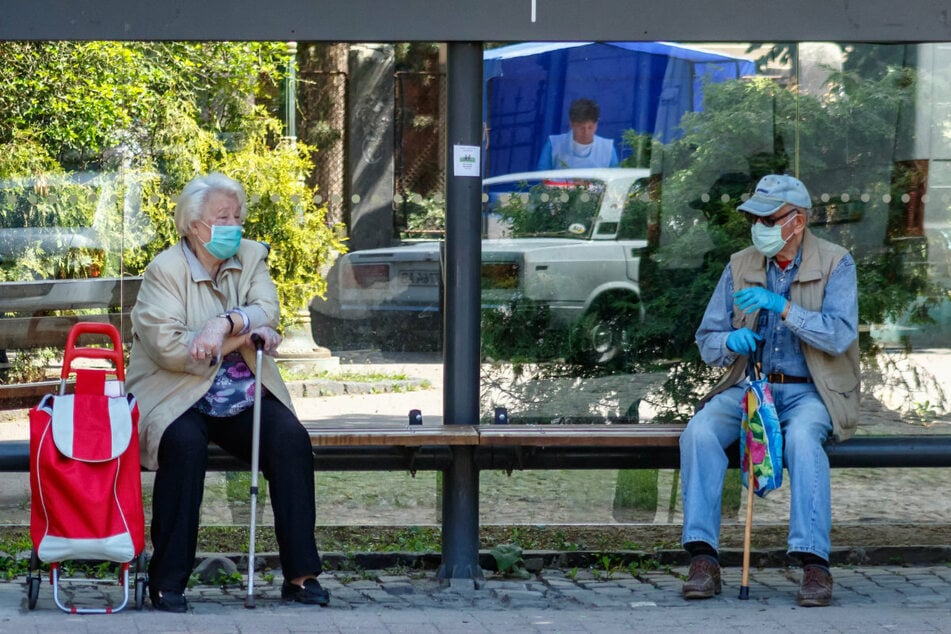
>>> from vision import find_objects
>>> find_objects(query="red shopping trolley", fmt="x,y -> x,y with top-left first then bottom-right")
26,322 -> 146,613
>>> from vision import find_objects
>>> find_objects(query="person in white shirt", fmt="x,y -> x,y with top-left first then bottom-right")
536,98 -> 619,170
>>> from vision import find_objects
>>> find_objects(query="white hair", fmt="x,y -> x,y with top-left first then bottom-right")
173,172 -> 248,237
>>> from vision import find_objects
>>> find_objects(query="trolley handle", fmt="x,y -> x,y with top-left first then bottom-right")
61,322 -> 126,381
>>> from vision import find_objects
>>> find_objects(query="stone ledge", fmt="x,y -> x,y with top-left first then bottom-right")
286,378 -> 428,398
183,545 -> 951,573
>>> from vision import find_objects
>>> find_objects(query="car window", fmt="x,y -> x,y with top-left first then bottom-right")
484,178 -> 605,239
617,177 -> 652,240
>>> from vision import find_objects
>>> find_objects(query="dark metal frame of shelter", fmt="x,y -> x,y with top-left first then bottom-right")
3,0 -> 951,584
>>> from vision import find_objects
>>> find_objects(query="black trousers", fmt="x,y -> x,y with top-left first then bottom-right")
149,396 -> 322,594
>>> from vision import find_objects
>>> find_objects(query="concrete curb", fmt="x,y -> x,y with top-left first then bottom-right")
285,378 -> 428,398
192,545 -> 951,574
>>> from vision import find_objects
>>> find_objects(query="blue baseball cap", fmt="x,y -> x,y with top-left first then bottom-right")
737,174 -> 813,216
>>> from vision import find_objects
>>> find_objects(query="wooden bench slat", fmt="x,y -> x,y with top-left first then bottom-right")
304,422 -> 479,446
0,314 -> 132,349
300,423 -> 683,448
5,433 -> 951,472
0,277 -> 141,312
476,424 -> 685,447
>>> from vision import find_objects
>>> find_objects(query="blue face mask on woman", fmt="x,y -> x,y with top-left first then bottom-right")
201,222 -> 243,260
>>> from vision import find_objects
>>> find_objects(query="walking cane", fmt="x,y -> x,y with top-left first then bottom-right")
245,334 -> 265,609
739,349 -> 763,601
739,422 -> 755,600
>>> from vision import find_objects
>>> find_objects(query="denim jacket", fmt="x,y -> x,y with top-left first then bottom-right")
696,230 -> 860,441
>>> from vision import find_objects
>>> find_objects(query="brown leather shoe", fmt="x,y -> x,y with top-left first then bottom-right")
682,555 -> 721,599
797,564 -> 833,607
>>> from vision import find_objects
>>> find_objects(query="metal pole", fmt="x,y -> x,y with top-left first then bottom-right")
285,41 -> 298,142
437,41 -> 483,585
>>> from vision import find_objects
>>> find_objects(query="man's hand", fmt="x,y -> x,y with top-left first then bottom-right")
725,328 -> 762,355
733,287 -> 788,315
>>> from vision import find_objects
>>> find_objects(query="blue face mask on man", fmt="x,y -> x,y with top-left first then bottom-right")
201,222 -> 243,260
750,213 -> 796,258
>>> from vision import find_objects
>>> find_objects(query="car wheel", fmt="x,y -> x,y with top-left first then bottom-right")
586,313 -> 629,365
576,295 -> 639,367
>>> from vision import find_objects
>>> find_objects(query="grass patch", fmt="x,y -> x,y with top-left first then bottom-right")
0,529 -> 32,580
189,525 -> 678,556
189,526 -> 446,555
324,525 -> 684,556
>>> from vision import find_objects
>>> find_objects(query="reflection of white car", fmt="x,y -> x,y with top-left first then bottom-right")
0,171 -> 155,279
1,171 -> 156,366
309,168 -> 651,363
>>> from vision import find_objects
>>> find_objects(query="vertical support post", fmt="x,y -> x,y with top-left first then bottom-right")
284,41 -> 298,142
437,41 -> 484,585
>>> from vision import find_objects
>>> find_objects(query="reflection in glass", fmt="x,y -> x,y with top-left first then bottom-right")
2,40 -> 951,531
480,42 -> 951,437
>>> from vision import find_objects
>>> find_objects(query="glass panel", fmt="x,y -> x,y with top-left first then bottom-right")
478,41 -> 951,527
2,39 -> 951,535
0,41 -> 444,532
479,41 -> 951,427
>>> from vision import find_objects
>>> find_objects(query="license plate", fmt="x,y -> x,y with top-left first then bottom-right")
399,269 -> 440,286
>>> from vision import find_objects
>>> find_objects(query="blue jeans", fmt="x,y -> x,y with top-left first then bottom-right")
680,383 -> 833,560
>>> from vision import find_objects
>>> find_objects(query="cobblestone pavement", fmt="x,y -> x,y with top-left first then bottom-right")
3,562 -> 951,633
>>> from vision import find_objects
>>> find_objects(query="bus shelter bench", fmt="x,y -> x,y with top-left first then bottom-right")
4,424 -> 951,472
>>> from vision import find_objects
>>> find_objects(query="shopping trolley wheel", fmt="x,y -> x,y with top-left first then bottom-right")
26,548 -> 41,610
27,575 -> 40,610
134,576 -> 146,610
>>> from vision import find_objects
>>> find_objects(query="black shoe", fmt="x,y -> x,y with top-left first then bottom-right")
150,589 -> 188,613
281,577 -> 330,606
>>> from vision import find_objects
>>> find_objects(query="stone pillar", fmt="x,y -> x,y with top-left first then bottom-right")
348,44 -> 396,251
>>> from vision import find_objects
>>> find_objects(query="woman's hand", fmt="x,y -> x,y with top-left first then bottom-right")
247,326 -> 282,356
190,316 -> 231,364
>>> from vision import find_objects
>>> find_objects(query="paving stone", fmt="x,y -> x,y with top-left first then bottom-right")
359,589 -> 402,603
383,582 -> 417,596
6,563 -> 951,633
377,574 -> 413,585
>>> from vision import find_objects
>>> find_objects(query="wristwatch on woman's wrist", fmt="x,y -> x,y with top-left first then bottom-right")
217,312 -> 235,333
230,307 -> 251,335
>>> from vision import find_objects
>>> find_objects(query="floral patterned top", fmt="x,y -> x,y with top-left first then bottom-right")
193,351 -> 264,417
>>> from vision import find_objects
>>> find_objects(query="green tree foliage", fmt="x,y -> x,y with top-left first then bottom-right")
625,63 -> 944,420
494,182 -> 603,237
0,41 -> 344,325
652,66 -> 935,337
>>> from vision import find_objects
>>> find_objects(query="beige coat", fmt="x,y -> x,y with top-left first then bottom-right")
127,240 -> 295,470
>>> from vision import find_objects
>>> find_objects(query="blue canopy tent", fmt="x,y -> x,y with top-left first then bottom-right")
483,41 -> 757,177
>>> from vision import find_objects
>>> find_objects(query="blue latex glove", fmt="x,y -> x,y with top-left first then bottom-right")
725,328 -> 762,355
733,287 -> 788,315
